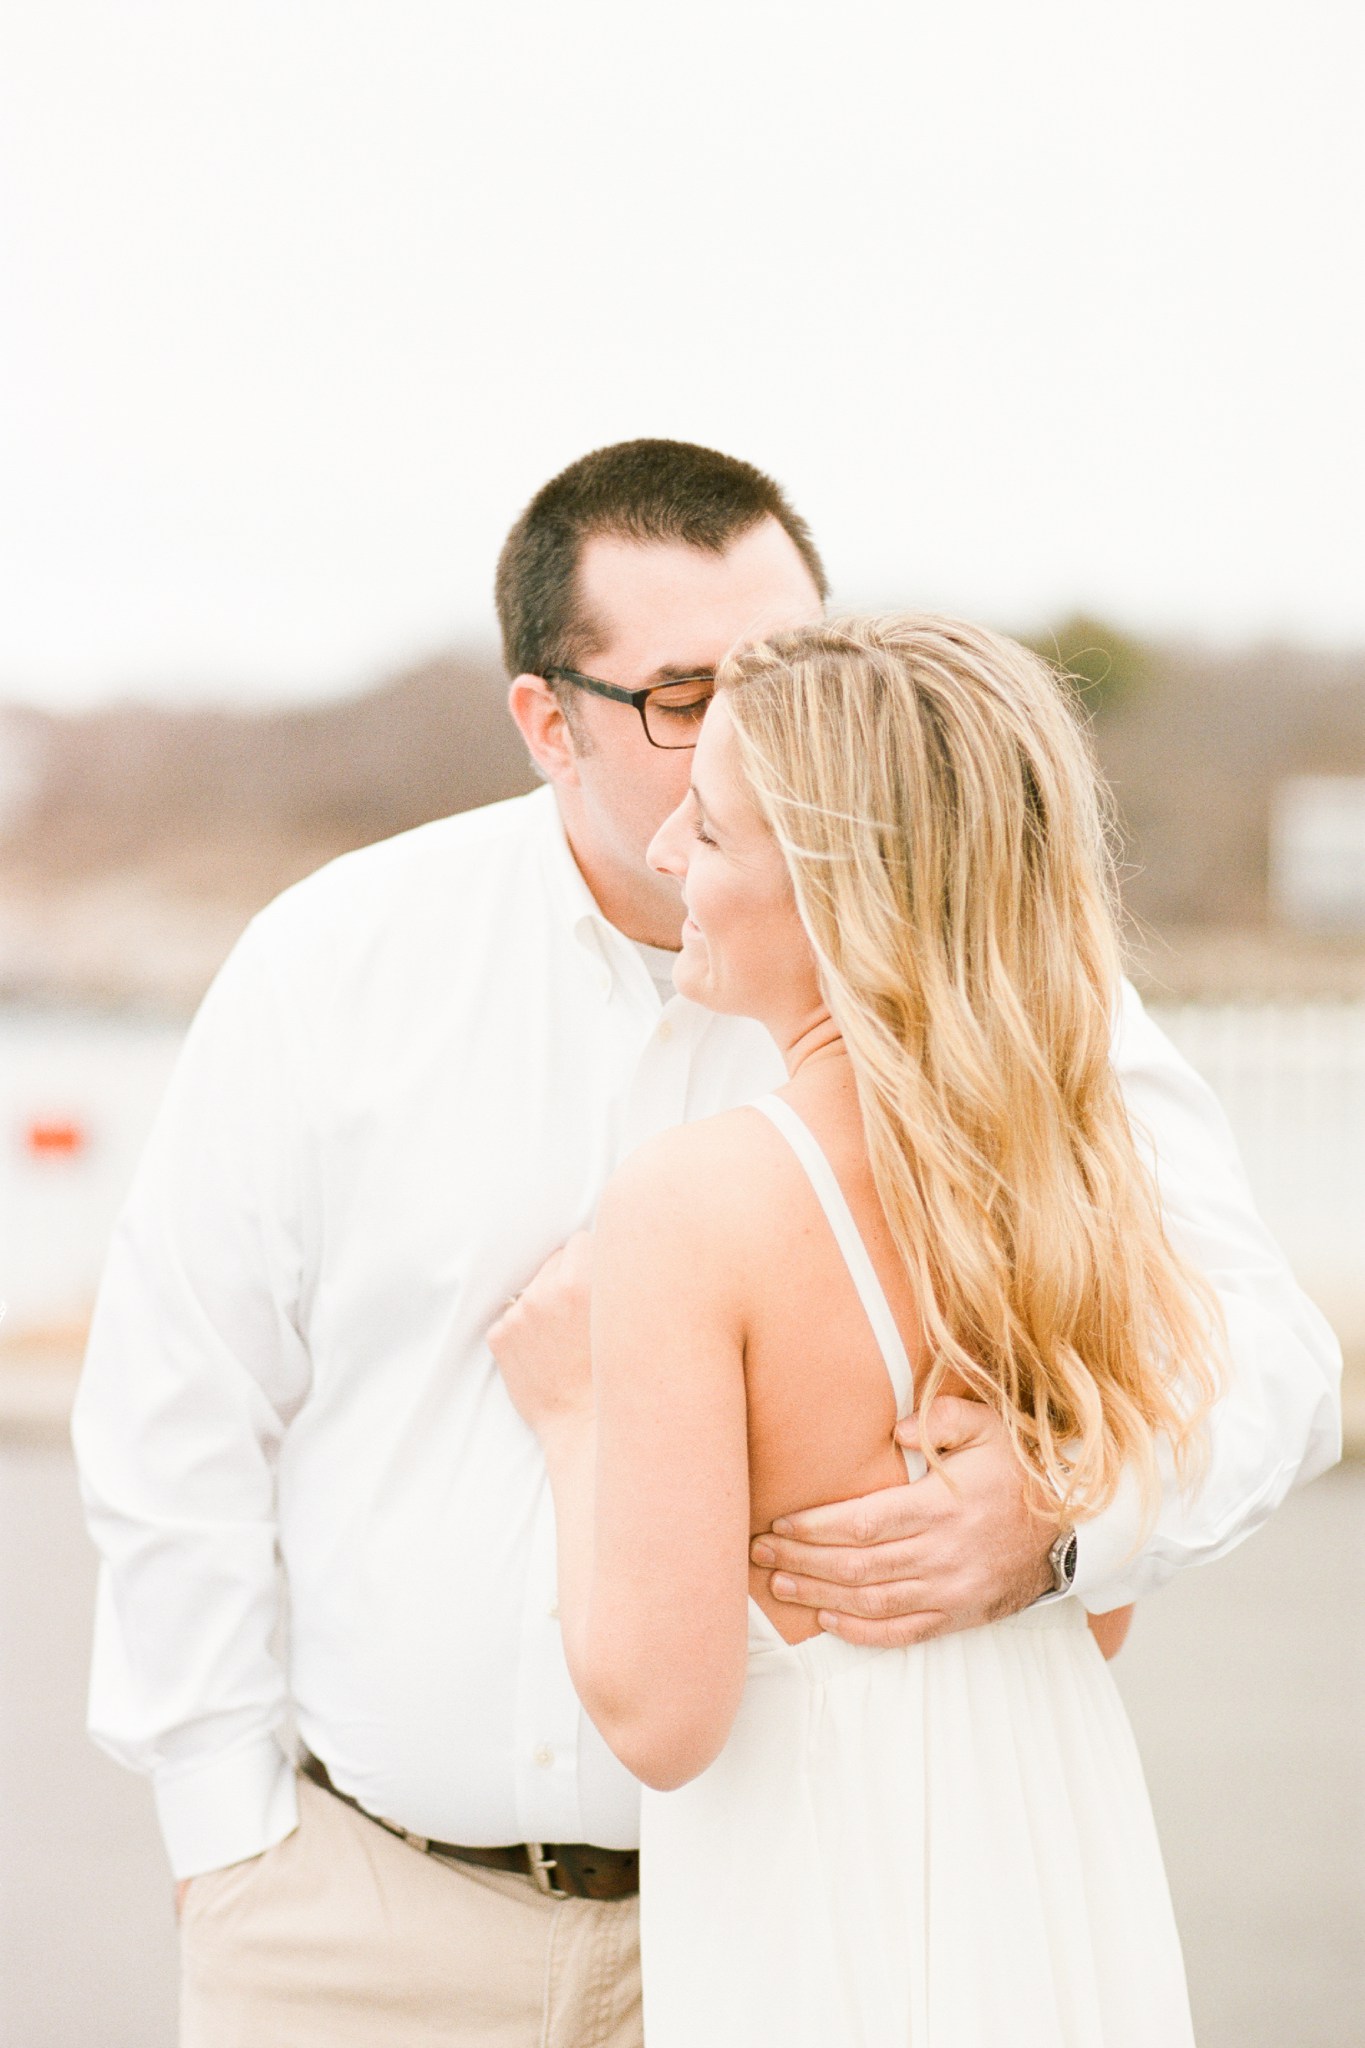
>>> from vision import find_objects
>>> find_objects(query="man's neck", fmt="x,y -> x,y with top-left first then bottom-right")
560,813 -> 685,950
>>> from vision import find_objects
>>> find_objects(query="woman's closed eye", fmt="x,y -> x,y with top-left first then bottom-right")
689,791 -> 718,847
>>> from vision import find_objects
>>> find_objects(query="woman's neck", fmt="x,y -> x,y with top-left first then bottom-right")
779,1013 -> 850,1085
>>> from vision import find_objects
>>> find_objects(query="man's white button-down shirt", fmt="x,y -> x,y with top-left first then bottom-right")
73,788 -> 1341,1879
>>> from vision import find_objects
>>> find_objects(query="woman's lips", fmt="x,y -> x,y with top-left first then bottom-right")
681,915 -> 702,942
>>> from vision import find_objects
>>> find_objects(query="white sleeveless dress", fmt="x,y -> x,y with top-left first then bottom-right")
638,1095 -> 1195,2047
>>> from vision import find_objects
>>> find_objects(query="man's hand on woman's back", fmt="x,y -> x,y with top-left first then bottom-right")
749,1396 -> 1060,1646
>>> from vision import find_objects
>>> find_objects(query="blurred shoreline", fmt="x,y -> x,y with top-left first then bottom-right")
0,646 -> 534,1013
4,624 -> 1365,1015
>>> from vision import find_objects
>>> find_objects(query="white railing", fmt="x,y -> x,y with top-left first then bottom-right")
1150,1001 -> 1365,1349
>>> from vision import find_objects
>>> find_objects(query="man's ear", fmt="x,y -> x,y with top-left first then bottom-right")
507,674 -> 581,787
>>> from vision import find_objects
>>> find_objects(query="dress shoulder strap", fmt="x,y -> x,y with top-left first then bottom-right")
750,1094 -> 918,1433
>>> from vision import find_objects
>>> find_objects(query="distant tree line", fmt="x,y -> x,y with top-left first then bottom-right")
2,628 -> 1364,943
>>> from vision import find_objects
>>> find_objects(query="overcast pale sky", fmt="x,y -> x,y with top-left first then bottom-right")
1,0 -> 1361,709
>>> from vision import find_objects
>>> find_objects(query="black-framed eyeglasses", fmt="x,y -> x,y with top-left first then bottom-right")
543,666 -> 715,749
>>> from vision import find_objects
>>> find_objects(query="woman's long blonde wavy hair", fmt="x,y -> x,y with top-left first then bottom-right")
718,614 -> 1223,1527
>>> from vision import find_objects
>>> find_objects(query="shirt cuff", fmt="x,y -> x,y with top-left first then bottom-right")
1070,1469 -> 1146,1613
153,1734 -> 298,1880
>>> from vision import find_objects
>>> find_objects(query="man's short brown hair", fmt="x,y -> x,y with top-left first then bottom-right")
494,439 -> 828,682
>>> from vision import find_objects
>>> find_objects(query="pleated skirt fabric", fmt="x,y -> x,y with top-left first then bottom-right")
639,1598 -> 1194,2047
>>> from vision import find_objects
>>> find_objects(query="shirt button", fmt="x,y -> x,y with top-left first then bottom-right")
658,1018 -> 673,1043
547,1599 -> 560,1620
534,1745 -> 554,1769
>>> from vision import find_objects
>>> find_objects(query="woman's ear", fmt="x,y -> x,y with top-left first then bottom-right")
507,674 -> 581,787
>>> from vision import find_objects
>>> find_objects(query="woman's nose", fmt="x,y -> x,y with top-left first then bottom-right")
647,797 -> 689,878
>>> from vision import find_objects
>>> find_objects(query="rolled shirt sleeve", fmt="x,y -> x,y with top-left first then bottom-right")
73,911 -> 314,1877
1071,981 -> 1343,1611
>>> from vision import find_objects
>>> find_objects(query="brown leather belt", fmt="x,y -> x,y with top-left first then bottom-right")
299,1751 -> 639,1902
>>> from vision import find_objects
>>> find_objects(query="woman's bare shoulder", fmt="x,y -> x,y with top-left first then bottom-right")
598,1107 -> 789,1242
593,1113 -> 790,1334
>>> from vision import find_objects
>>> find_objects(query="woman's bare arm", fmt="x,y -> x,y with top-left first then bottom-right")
495,1125 -> 754,1791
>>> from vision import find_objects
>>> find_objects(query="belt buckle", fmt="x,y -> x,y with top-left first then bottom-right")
527,1842 -> 570,1899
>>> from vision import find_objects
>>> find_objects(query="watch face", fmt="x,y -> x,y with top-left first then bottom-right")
1052,1529 -> 1078,1589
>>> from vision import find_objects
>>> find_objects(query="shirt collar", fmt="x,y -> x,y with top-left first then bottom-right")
533,787 -> 704,1019
533,786 -> 652,1002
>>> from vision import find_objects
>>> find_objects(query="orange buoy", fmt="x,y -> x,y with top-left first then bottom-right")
26,1120 -> 88,1157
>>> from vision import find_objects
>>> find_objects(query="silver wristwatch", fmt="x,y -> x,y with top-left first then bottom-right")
1047,1527 -> 1079,1595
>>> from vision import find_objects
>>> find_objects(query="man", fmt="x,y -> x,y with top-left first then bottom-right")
75,439 -> 1341,2046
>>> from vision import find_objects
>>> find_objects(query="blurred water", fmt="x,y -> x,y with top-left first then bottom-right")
0,1006 -> 182,1338
2,998 -> 1362,1354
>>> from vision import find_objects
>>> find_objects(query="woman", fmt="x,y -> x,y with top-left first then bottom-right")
489,615 -> 1221,2045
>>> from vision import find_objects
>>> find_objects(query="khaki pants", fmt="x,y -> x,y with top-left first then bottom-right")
179,1776 -> 643,2048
